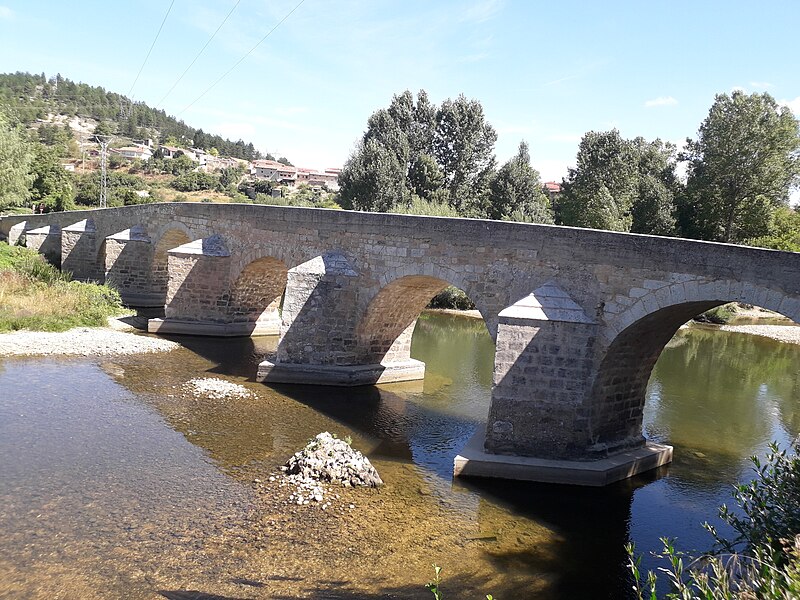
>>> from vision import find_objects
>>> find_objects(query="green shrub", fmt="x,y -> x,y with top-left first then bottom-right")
0,242 -> 125,331
629,440 -> 800,598
694,303 -> 737,324
390,196 -> 461,218
427,286 -> 476,310
171,171 -> 218,192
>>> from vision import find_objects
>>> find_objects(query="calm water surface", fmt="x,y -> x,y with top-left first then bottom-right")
1,313 -> 799,599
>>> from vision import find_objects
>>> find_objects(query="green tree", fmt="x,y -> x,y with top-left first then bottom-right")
433,94 -> 497,214
558,131 -> 679,234
679,91 -> 800,243
169,153 -> 195,176
338,138 -> 408,211
489,140 -> 553,223
219,165 -> 244,189
171,171 -> 218,192
0,112 -> 34,209
630,138 -> 678,235
558,129 -> 637,231
208,147 -> 219,157
747,205 -> 800,251
338,90 -> 499,216
93,120 -> 116,136
29,144 -> 75,211
408,153 -> 443,200
37,123 -> 72,156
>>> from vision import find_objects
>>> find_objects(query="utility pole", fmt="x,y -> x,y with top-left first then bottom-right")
95,135 -> 112,208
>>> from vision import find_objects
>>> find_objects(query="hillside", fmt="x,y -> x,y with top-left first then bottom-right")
0,71 -> 263,160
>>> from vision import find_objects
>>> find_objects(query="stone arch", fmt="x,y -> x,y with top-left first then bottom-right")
227,256 -> 289,324
589,277 -> 800,452
151,226 -> 193,300
357,274 -> 489,365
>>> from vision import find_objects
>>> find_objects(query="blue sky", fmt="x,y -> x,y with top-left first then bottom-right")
1,0 -> 798,188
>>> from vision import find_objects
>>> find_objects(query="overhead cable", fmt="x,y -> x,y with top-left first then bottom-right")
128,0 -> 176,98
155,0 -> 241,109
178,0 -> 306,117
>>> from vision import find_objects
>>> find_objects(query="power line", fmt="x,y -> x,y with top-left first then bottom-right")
155,0 -> 241,109
178,0 -> 306,117
128,0 -> 176,98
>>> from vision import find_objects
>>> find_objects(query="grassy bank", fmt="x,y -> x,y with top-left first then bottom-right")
0,242 -> 125,332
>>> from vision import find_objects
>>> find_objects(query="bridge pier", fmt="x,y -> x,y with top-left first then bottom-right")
454,283 -> 672,486
257,253 -> 426,385
147,235 -> 283,336
104,226 -> 163,309
25,224 -> 61,266
62,218 -> 102,281
148,235 -> 236,336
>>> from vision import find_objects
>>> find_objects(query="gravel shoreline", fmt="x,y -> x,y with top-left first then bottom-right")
719,323 -> 800,345
0,327 -> 179,357
2,319 -> 797,359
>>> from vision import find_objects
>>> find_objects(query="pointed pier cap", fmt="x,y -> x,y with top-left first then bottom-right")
499,281 -> 596,324
290,252 -> 358,277
168,234 -> 230,257
106,225 -> 150,242
27,224 -> 61,235
63,218 -> 96,233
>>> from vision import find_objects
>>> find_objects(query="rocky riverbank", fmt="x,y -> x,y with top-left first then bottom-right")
719,323 -> 800,345
0,327 -> 179,357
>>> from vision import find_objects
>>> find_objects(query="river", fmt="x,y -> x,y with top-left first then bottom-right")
1,312 -> 799,599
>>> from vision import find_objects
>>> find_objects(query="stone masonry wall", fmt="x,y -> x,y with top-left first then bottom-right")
486,319 -> 599,459
227,257 -> 287,323
61,222 -> 99,281
164,251 -> 232,323
4,203 -> 800,460
104,237 -> 154,300
25,228 -> 61,266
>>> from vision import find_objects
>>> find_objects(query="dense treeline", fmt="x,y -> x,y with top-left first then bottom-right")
0,71 -> 263,160
340,89 -> 800,251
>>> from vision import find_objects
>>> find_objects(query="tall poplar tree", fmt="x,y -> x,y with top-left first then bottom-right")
679,91 -> 800,243
0,112 -> 34,209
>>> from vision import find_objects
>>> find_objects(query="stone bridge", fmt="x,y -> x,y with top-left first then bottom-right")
3,203 -> 799,485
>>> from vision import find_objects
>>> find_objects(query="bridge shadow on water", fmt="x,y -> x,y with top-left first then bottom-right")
455,469 -> 668,600
156,333 -> 674,599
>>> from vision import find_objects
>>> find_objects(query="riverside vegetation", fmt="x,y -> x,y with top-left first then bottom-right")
628,441 -> 800,599
0,242 -> 124,331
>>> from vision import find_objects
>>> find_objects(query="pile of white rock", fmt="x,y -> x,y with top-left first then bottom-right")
282,432 -> 383,488
182,377 -> 253,400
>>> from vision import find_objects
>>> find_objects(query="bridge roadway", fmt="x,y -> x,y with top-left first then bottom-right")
3,203 -> 799,485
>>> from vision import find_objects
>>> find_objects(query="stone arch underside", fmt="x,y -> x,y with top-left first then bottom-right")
357,275 -> 485,365
152,227 -> 192,299
591,279 -> 800,453
227,257 -> 289,323
589,300 -> 722,451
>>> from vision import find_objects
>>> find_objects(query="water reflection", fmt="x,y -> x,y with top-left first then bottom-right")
2,315 -> 800,599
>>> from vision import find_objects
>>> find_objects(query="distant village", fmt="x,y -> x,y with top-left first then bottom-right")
106,139 -> 342,192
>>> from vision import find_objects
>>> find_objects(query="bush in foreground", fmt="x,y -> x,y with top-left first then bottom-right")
629,440 -> 800,598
